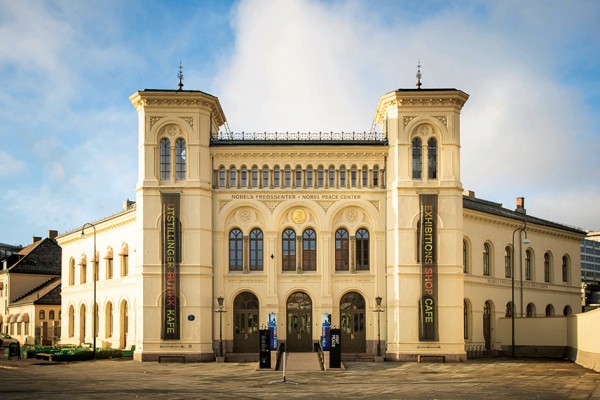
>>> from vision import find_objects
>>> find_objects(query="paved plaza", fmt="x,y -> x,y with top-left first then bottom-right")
1,356 -> 599,399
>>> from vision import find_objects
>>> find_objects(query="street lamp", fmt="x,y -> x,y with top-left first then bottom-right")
511,226 -> 530,358
215,296 -> 226,360
374,296 -> 384,358
81,222 -> 97,360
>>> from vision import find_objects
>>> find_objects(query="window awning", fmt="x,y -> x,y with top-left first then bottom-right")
9,314 -> 18,323
17,313 -> 29,323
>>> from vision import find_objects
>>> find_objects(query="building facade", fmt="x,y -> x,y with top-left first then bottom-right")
581,231 -> 600,310
57,86 -> 584,362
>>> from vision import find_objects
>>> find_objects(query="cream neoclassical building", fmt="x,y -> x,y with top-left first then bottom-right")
57,85 -> 584,362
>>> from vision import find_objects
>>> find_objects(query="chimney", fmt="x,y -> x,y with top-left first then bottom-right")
122,198 -> 135,211
516,197 -> 526,214
32,236 -> 42,244
463,190 -> 475,199
48,230 -> 58,239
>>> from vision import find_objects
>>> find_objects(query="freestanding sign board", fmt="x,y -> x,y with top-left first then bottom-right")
329,328 -> 341,368
259,329 -> 271,369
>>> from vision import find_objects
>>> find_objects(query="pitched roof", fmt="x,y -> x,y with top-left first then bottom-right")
6,238 -> 61,275
12,277 -> 61,305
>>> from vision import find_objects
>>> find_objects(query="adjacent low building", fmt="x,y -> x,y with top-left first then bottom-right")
57,84 -> 584,362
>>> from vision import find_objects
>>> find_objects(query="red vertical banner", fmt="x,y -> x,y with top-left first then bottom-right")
419,194 -> 438,341
161,192 -> 181,340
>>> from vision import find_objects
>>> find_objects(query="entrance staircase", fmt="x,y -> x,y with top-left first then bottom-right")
283,352 -> 323,371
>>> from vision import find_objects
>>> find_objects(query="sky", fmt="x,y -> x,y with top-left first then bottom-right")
1,0 -> 600,247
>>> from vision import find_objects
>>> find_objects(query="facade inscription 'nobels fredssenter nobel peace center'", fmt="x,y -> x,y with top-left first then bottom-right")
56,83 -> 585,362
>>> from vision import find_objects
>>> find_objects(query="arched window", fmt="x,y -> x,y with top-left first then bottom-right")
427,138 -> 437,179
241,166 -> 248,187
249,228 -> 263,271
505,301 -> 514,317
463,240 -> 469,273
328,165 -> 335,188
335,228 -> 349,271
373,165 -> 379,187
49,310 -> 55,320
219,166 -> 226,188
412,138 -> 422,179
562,255 -> 569,283
526,303 -> 536,317
525,249 -> 532,280
251,166 -> 259,188
68,305 -> 75,338
80,254 -> 87,284
505,246 -> 513,278
302,228 -> 317,271
284,166 -> 291,188
69,257 -> 75,286
563,305 -> 572,316
230,166 -> 237,188
282,229 -> 296,271
340,165 -> 346,187
229,228 -> 243,271
483,243 -> 491,276
273,166 -> 280,188
295,166 -> 302,188
262,165 -> 270,188
545,304 -> 555,317
160,138 -> 171,180
544,252 -> 552,282
356,228 -> 369,271
361,165 -> 368,187
317,166 -> 324,187
39,310 -> 45,320
105,247 -> 113,280
351,165 -> 357,187
175,139 -> 186,180
106,302 -> 113,338
463,300 -> 470,340
120,243 -> 129,277
306,165 -> 313,188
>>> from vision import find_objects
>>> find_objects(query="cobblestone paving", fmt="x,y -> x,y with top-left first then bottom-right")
1,357 -> 599,399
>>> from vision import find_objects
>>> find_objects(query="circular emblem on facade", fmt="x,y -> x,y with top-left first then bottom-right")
346,209 -> 359,223
418,124 -> 433,136
238,209 -> 254,223
291,208 -> 307,224
165,124 -> 180,136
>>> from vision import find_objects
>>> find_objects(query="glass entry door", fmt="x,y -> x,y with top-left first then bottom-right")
234,292 -> 259,353
340,292 -> 366,353
286,292 -> 312,352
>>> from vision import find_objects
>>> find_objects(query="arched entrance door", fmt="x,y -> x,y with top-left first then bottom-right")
483,301 -> 493,351
233,292 -> 259,353
340,292 -> 366,353
79,304 -> 86,345
286,292 -> 312,352
120,300 -> 128,349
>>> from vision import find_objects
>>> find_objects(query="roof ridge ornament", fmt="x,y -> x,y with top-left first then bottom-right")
416,60 -> 422,89
177,61 -> 184,91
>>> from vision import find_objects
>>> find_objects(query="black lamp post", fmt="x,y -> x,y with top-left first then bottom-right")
374,296 -> 384,357
511,227 -> 530,358
81,222 -> 97,360
215,296 -> 226,359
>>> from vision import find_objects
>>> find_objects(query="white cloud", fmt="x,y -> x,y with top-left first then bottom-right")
0,151 -> 27,177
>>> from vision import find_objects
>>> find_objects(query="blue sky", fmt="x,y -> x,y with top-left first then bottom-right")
1,0 -> 600,246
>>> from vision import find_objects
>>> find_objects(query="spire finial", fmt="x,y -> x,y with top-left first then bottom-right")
177,61 -> 184,91
416,60 -> 422,89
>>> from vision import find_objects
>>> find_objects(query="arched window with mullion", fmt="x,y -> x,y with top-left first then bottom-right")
249,228 -> 263,271
340,165 -> 346,187
335,228 -> 349,271
427,138 -> 437,179
412,138 -> 422,179
175,139 -> 186,180
302,228 -> 317,271
356,228 -> 369,271
483,243 -> 491,276
525,249 -> 532,280
282,229 -> 296,271
160,138 -> 171,180
505,246 -> 512,278
229,228 -> 243,271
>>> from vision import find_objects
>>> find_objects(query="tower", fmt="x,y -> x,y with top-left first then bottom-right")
375,87 -> 469,361
129,89 -> 226,361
